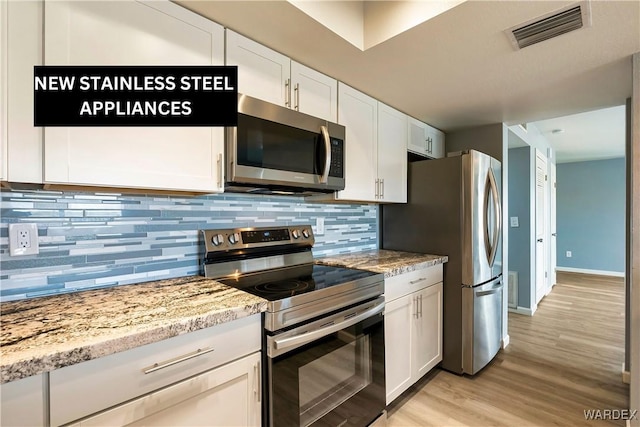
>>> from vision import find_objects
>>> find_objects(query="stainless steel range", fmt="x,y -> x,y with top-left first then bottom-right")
202,226 -> 386,427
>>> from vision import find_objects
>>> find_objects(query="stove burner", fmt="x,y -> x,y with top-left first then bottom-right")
255,280 -> 311,295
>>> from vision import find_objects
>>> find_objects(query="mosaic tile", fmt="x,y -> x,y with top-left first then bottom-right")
0,190 -> 378,301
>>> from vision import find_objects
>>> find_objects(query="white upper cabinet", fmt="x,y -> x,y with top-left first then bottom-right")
226,30 -> 337,122
0,0 -> 7,182
377,102 -> 407,203
408,117 -> 445,159
334,83 -> 407,203
335,83 -> 378,202
3,0 -> 44,184
226,29 -> 290,108
43,1 -> 226,192
290,61 -> 338,122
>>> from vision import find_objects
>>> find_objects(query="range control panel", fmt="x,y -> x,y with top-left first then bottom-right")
201,225 -> 315,253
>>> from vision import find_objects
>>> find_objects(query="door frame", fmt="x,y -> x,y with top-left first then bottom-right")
534,149 -> 548,305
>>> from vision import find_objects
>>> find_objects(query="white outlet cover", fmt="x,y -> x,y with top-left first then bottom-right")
510,217 -> 519,227
9,223 -> 40,256
316,217 -> 325,235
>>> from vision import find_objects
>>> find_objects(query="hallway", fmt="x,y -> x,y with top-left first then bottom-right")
387,272 -> 629,426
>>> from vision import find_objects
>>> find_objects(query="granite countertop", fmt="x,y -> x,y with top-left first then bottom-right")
317,249 -> 448,277
0,276 -> 267,384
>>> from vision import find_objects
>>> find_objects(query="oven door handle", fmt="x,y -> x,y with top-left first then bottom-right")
272,301 -> 384,352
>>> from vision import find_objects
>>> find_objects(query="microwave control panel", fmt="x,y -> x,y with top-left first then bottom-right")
329,138 -> 344,178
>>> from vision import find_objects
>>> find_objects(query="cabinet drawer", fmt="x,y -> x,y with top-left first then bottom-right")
384,264 -> 443,302
50,314 -> 261,427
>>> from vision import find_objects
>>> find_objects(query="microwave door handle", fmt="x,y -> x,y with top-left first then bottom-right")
319,125 -> 331,184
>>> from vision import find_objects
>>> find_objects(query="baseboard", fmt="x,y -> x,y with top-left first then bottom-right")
622,363 -> 631,384
509,306 -> 534,316
556,266 -> 625,278
502,334 -> 510,349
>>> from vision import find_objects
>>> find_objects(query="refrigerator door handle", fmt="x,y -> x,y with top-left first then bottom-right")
488,166 -> 501,267
476,282 -> 503,297
483,167 -> 501,267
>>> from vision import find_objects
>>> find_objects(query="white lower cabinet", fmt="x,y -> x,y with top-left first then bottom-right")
384,266 -> 443,405
0,374 -> 46,427
68,352 -> 261,427
50,314 -> 261,427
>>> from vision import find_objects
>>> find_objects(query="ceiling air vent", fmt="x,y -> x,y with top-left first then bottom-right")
506,1 -> 591,50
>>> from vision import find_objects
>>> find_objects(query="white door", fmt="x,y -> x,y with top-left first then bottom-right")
550,163 -> 557,289
413,283 -> 443,378
336,83 -> 378,202
384,294 -> 413,405
290,61 -> 337,122
377,102 -> 407,203
535,150 -> 547,304
68,352 -> 261,427
43,1 -> 225,193
226,29 -> 290,107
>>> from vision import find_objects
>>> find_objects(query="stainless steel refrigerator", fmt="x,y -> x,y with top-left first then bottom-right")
382,149 -> 503,375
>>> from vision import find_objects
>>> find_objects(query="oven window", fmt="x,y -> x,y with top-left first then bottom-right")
298,333 -> 371,426
236,114 -> 321,175
270,318 -> 385,427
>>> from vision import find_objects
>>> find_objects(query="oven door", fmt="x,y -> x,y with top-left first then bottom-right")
266,297 -> 385,427
227,94 -> 345,192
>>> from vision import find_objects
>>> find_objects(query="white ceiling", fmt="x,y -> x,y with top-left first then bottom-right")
177,0 -> 638,162
531,104 -> 626,163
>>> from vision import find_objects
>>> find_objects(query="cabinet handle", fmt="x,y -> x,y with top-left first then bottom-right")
142,347 -> 214,374
217,153 -> 223,189
375,179 -> 379,198
254,361 -> 261,402
413,296 -> 418,319
294,83 -> 300,111
380,178 -> 384,199
419,294 -> 423,318
285,78 -> 291,107
409,277 -> 427,285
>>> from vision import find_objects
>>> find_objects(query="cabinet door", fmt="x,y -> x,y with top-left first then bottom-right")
427,125 -> 445,159
413,283 -> 443,379
69,352 -> 261,427
336,83 -> 377,202
0,0 -> 6,182
384,294 -> 414,405
290,61 -> 337,122
5,0 -> 43,183
43,1 -> 225,193
0,375 -> 45,427
226,29 -> 290,107
377,102 -> 407,203
407,117 -> 428,157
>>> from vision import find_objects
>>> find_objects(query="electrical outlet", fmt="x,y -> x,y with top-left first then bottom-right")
9,223 -> 39,256
510,217 -> 519,227
566,250 -> 572,258
316,217 -> 325,235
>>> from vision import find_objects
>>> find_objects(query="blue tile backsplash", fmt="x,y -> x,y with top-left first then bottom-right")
0,190 -> 378,301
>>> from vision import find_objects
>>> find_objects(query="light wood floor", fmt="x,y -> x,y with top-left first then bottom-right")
387,272 -> 629,427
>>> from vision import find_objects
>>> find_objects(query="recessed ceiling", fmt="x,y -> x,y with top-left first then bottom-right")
176,0 -> 639,132
287,0 -> 466,50
531,105 -> 626,163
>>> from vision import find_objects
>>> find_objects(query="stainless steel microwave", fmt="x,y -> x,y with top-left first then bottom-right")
226,94 -> 345,194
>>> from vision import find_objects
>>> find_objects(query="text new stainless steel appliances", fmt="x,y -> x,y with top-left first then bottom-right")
226,94 -> 345,194
382,149 -> 502,375
201,226 -> 385,427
